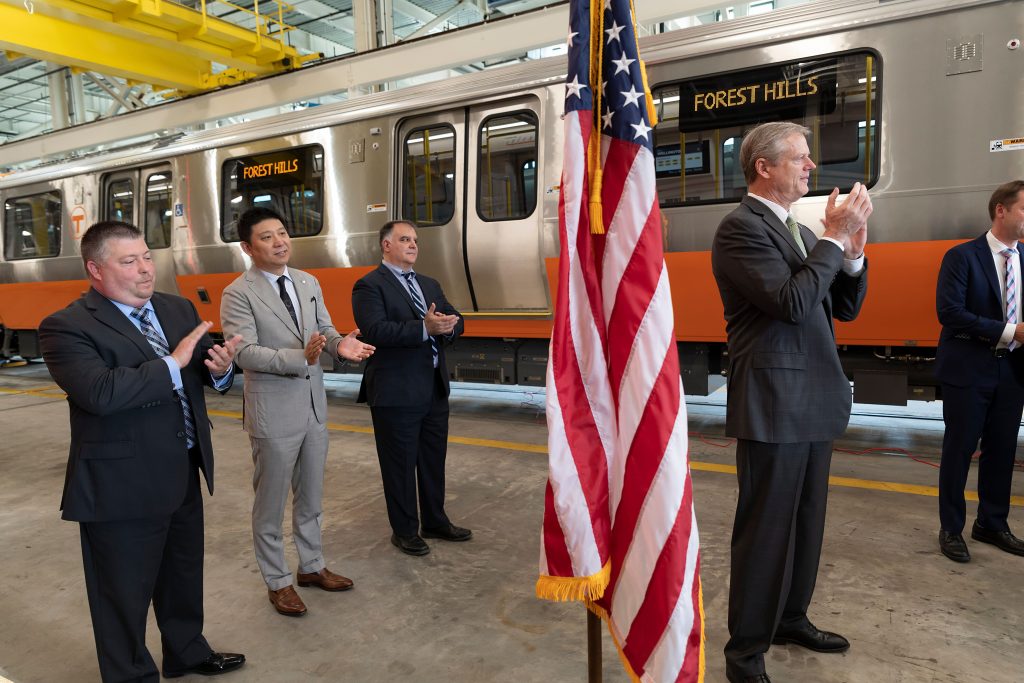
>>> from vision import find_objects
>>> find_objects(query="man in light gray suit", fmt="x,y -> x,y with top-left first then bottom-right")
711,122 -> 873,683
221,207 -> 374,617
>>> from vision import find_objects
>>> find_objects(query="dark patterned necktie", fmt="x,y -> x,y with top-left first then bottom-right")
277,275 -> 300,331
401,271 -> 438,365
130,307 -> 197,449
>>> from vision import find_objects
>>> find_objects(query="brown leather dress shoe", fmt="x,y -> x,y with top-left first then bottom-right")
297,567 -> 354,591
268,585 -> 307,616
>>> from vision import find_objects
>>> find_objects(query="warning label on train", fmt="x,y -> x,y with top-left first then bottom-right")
990,137 -> 1024,152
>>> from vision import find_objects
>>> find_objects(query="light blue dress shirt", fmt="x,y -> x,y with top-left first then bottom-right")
109,298 -> 233,391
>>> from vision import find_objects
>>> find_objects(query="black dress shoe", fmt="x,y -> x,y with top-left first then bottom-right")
421,523 -> 473,542
939,530 -> 971,563
725,666 -> 771,683
391,533 -> 430,556
164,652 -> 245,678
971,521 -> 1024,556
772,622 -> 849,653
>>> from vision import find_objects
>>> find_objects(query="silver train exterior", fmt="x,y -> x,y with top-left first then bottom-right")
0,0 -> 1021,404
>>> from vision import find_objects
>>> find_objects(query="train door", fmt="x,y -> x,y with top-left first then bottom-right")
464,97 -> 546,311
395,112 -> 474,311
102,165 -> 178,295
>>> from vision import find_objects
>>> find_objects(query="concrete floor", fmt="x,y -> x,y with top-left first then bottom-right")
0,363 -> 1021,683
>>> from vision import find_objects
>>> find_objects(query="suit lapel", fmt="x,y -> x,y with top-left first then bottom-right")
293,272 -> 315,336
85,288 -> 159,361
378,264 -> 423,319
245,266 -> 303,342
149,293 -> 184,347
974,235 -> 1002,306
742,195 -> 804,260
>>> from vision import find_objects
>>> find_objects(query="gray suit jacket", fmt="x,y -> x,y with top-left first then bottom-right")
711,196 -> 868,443
220,266 -> 343,438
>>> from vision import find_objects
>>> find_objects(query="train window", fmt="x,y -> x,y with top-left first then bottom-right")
3,190 -> 61,260
402,125 -> 455,226
477,112 -> 538,221
652,50 -> 880,207
144,173 -> 172,249
221,145 -> 324,242
106,179 -> 134,224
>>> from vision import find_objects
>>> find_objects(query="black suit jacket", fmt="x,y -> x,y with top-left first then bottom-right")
711,196 -> 868,443
39,289 -> 231,522
935,233 -> 1024,387
352,264 -> 464,407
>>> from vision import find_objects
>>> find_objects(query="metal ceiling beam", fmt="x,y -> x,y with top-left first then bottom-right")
0,0 -> 718,166
0,0 -> 308,93
400,0 -> 479,42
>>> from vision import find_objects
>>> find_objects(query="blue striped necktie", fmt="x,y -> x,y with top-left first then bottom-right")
130,307 -> 198,448
1003,248 -> 1018,351
401,271 -> 438,366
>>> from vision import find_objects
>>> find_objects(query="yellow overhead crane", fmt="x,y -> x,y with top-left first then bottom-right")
0,0 -> 319,95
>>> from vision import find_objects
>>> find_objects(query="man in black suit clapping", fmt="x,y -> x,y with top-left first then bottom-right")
711,123 -> 872,683
40,221 -> 245,682
352,220 -> 471,556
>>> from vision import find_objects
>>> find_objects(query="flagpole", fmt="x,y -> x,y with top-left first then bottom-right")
587,609 -> 602,682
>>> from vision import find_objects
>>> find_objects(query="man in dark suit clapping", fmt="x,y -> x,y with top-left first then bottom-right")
40,221 -> 245,682
711,122 -> 872,683
352,220 -> 471,556
935,180 -> 1024,563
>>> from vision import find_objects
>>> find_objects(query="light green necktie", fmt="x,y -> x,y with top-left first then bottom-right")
786,215 -> 807,258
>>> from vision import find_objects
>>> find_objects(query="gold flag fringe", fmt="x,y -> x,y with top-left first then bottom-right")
574,573 -> 707,683
535,560 -> 611,602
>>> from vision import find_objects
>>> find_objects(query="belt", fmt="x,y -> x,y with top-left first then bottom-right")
993,348 -> 1010,358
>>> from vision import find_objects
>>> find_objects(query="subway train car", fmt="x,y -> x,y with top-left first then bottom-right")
0,0 -> 1021,404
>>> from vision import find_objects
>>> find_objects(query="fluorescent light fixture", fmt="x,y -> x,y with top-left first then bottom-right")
407,132 -> 455,144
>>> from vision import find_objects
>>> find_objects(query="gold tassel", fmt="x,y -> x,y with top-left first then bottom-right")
640,60 -> 658,127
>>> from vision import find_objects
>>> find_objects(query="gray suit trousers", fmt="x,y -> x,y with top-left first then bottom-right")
250,411 -> 328,590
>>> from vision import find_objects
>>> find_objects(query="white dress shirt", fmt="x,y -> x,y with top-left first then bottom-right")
258,266 -> 303,331
985,230 -> 1021,348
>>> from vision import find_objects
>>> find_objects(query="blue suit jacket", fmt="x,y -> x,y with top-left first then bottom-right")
935,233 -> 1024,387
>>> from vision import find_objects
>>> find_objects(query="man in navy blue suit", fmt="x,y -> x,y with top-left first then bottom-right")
936,180 -> 1024,562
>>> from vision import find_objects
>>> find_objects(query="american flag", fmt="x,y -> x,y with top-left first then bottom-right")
536,0 -> 705,680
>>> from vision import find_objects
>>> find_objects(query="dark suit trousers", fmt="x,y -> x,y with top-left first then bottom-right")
79,463 -> 210,683
725,439 -> 832,677
939,359 -> 1024,534
369,369 -> 451,537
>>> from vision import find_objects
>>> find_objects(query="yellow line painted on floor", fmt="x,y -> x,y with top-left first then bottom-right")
0,385 -> 66,398
0,399 -> 1015,507
208,408 -> 1023,507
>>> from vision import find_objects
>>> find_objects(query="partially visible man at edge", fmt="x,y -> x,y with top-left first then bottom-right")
711,122 -> 872,683
39,221 -> 245,682
935,179 -> 1024,563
